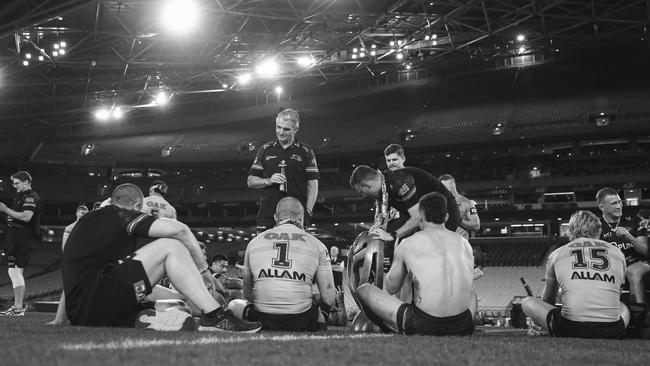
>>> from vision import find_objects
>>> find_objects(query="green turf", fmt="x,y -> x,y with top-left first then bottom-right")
1,313 -> 648,366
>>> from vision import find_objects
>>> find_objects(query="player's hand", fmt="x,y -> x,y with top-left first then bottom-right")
202,272 -> 226,295
369,228 -> 393,241
0,202 -> 7,213
613,226 -> 632,239
268,173 -> 286,184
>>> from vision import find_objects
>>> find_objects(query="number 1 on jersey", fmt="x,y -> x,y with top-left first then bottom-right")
272,241 -> 292,268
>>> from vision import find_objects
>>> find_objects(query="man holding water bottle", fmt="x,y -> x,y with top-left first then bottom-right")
247,108 -> 319,232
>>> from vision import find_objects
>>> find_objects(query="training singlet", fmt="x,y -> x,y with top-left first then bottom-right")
244,223 -> 331,314
547,237 -> 626,322
142,195 -> 177,220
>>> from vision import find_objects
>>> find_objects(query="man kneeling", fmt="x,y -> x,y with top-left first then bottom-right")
357,192 -> 476,335
230,197 -> 335,331
62,183 -> 261,332
522,210 -> 629,339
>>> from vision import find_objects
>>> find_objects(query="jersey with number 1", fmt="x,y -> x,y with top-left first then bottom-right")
244,223 -> 331,314
547,237 -> 626,322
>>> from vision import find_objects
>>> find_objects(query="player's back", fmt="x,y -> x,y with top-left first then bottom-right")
142,195 -> 176,219
245,223 -> 329,314
549,237 -> 626,322
400,228 -> 474,317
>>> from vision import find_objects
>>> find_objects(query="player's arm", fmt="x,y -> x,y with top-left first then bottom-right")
0,203 -> 34,222
371,204 -> 420,242
147,218 -> 209,273
242,249 -> 253,301
315,245 -> 336,307
385,242 -> 408,295
47,292 -> 68,325
613,226 -> 648,255
541,253 -> 559,304
305,179 -> 318,214
222,277 -> 243,290
460,202 -> 480,232
170,206 -> 177,221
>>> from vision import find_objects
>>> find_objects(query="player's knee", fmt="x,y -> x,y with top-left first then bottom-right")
357,283 -> 373,302
228,299 -> 249,319
520,297 -> 535,314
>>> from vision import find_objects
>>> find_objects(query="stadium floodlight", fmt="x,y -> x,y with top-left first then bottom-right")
518,46 -> 525,54
52,51 -> 59,57
351,54 -> 357,59
160,0 -> 199,34
370,50 -> 376,56
59,41 -> 66,48
221,83 -> 228,88
359,52 -> 365,57
405,64 -> 412,70
38,55 -> 44,61
25,53 -> 32,59
238,73 -> 252,85
22,60 -> 29,66
516,34 -> 525,42
297,55 -> 314,67
255,59 -> 279,78
389,40 -> 395,47
155,91 -> 169,105
396,52 -> 404,60
95,108 -> 110,121
274,86 -> 283,95
424,35 -> 430,41
353,48 -> 358,53
371,44 -> 376,49
59,49 -> 66,55
112,107 -> 124,119
53,43 -> 60,50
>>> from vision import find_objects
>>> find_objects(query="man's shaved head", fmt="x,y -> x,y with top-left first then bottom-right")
275,197 -> 304,222
111,183 -> 144,210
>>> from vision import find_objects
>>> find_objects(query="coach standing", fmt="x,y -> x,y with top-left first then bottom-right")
0,171 -> 41,316
247,108 -> 319,232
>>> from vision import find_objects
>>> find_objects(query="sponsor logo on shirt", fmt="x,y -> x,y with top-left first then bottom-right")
398,183 -> 410,197
265,155 -> 277,161
290,154 -> 302,162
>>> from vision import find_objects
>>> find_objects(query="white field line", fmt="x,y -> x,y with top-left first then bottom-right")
61,333 -> 392,351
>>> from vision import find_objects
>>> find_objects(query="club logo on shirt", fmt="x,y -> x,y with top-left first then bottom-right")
290,154 -> 302,162
398,183 -> 411,197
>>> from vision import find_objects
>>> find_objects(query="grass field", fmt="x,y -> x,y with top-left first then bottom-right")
1,313 -> 649,366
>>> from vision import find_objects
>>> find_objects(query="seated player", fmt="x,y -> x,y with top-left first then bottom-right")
522,210 -> 630,339
356,192 -> 476,336
210,254 -> 244,302
229,197 -> 335,331
62,183 -> 261,332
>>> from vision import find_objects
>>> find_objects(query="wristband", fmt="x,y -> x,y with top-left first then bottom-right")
391,231 -> 399,241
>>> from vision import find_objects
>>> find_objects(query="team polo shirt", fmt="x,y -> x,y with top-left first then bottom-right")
249,140 -> 319,218
384,167 -> 460,232
142,195 -> 177,220
62,206 -> 156,319
244,223 -> 331,314
7,189 -> 41,235
546,237 -> 625,322
599,215 -> 647,265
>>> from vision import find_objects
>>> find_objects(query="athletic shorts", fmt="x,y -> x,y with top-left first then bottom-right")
546,308 -> 626,339
244,303 -> 320,332
397,303 -> 475,336
6,229 -> 35,268
71,257 -> 153,327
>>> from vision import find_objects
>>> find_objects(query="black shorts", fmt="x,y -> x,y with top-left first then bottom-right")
244,303 -> 320,332
71,257 -> 152,327
397,304 -> 475,336
546,308 -> 626,339
6,229 -> 35,268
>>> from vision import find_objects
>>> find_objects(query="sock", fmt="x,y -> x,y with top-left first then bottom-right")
629,303 -> 647,329
203,306 -> 224,318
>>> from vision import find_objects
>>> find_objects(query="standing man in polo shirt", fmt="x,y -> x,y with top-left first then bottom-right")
0,171 -> 41,316
247,108 -> 319,232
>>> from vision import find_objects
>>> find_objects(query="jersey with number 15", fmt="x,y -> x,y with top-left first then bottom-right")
546,237 -> 626,323
244,223 -> 331,314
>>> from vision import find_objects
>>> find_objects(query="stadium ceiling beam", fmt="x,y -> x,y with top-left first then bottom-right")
0,0 -> 92,40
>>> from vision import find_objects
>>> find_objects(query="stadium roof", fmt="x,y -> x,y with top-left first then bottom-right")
0,0 -> 648,162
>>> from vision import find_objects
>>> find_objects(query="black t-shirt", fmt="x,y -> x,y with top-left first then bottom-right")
599,214 -> 648,265
7,189 -> 41,235
62,206 -> 156,312
384,167 -> 460,232
248,139 -> 319,218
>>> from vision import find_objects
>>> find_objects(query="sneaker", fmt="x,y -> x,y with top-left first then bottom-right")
135,307 -> 197,331
0,305 -> 26,316
199,308 -> 262,333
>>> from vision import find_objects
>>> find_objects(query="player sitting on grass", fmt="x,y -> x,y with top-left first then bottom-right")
61,183 -> 261,332
229,197 -> 336,331
356,192 -> 476,335
522,210 -> 630,339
